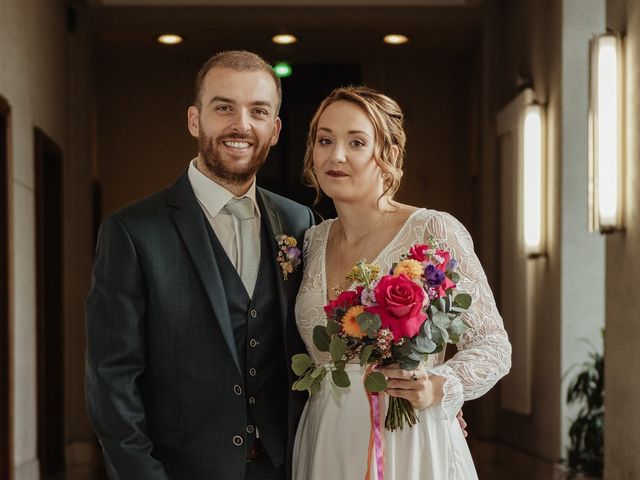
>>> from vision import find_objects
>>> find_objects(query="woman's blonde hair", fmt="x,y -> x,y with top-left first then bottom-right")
302,86 -> 406,206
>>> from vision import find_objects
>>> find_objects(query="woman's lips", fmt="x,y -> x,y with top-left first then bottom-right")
326,170 -> 348,178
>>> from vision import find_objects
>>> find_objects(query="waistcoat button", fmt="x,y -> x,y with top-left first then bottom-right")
249,368 -> 256,377
233,384 -> 242,395
232,435 -> 244,446
249,309 -> 258,318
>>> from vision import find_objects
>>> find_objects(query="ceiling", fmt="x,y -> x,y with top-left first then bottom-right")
88,1 -> 494,59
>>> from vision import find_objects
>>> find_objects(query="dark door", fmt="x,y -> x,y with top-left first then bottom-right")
258,63 -> 361,219
34,128 -> 65,477
0,97 -> 10,480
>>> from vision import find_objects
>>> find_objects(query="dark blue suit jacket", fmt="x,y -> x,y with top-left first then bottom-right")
85,171 -> 313,480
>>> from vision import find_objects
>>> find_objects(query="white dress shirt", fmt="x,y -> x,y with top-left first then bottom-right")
188,158 -> 262,274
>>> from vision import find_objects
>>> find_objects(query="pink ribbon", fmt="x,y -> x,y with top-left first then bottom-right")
364,366 -> 385,480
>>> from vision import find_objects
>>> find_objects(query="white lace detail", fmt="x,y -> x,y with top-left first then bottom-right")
295,209 -> 512,416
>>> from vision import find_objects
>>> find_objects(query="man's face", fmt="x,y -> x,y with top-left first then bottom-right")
187,67 -> 281,187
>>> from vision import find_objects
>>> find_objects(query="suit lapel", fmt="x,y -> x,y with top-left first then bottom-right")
168,172 -> 241,374
257,189 -> 289,329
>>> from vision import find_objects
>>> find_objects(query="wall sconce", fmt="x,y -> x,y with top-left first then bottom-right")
589,33 -> 624,233
521,103 -> 545,257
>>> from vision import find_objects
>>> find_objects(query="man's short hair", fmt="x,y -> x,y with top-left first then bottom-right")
194,50 -> 282,113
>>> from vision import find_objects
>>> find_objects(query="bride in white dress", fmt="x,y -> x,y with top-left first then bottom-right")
292,86 -> 511,480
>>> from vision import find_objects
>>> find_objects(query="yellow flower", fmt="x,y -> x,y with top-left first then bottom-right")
285,236 -> 297,247
342,305 -> 366,338
393,259 -> 423,280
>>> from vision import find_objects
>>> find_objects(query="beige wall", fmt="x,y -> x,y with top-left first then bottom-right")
0,0 -> 95,477
606,0 -> 640,478
493,0 -> 563,462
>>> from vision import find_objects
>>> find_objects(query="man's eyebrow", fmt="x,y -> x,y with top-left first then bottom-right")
208,97 -> 274,108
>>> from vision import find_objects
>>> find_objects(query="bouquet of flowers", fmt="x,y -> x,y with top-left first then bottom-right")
291,236 -> 472,431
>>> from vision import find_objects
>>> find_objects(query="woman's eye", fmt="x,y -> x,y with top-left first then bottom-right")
318,138 -> 332,145
351,139 -> 365,147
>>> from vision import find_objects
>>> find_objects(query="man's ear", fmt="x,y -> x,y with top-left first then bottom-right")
270,116 -> 282,146
187,106 -> 200,138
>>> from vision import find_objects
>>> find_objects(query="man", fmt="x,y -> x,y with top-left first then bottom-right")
86,50 -> 313,480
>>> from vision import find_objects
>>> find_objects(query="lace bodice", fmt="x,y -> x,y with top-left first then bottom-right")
294,208 -> 512,418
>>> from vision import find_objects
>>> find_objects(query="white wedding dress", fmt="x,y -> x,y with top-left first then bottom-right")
293,208 -> 512,480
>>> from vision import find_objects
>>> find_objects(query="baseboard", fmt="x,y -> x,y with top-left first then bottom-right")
14,458 -> 39,480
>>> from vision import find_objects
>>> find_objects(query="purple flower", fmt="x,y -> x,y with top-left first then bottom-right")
360,285 -> 377,307
425,264 -> 445,287
446,259 -> 459,272
286,246 -> 300,259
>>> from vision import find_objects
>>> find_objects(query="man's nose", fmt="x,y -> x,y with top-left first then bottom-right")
230,109 -> 251,134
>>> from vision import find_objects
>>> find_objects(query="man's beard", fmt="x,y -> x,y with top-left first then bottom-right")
198,130 -> 271,185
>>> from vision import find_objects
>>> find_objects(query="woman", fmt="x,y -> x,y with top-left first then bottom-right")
293,86 -> 511,479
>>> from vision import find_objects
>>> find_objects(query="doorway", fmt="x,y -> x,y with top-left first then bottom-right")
34,128 -> 65,477
0,96 -> 11,480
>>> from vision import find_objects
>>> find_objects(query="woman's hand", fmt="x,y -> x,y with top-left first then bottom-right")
378,364 -> 445,411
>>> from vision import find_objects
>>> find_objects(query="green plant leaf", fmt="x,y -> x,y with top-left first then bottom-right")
357,312 -> 382,337
432,311 -> 450,327
326,319 -> 341,335
292,373 -> 314,392
313,325 -> 331,352
329,336 -> 347,362
291,354 -> 313,376
446,271 -> 460,283
331,369 -> 351,388
453,293 -> 472,310
414,335 -> 437,354
311,366 -> 325,378
364,371 -> 387,392
360,344 -> 373,366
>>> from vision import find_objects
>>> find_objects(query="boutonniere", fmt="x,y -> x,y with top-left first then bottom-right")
276,235 -> 302,280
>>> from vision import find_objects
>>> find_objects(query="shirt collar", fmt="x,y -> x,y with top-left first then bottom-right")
188,158 -> 261,218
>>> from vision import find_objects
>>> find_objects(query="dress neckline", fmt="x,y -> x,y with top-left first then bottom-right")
321,208 -> 425,304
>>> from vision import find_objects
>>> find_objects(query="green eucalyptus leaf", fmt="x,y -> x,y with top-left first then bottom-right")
293,373 -> 314,392
438,325 -> 450,343
357,312 -> 382,336
399,359 -> 421,371
326,319 -> 341,336
334,359 -> 346,370
453,293 -> 472,310
415,335 -> 437,354
446,271 -> 460,283
433,311 -> 450,328
364,371 -> 387,392
331,369 -> 351,388
291,354 -> 314,376
313,326 -> 331,352
309,379 -> 322,395
360,344 -> 374,366
311,366 -> 326,378
329,336 -> 348,362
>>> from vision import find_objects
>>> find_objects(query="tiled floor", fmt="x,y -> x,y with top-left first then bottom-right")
58,439 -> 560,480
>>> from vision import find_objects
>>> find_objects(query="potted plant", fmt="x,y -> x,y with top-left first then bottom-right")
564,331 -> 604,479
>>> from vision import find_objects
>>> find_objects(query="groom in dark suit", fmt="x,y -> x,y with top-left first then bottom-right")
85,51 -> 313,480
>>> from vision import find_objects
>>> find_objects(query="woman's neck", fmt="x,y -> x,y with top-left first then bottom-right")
333,197 -> 395,244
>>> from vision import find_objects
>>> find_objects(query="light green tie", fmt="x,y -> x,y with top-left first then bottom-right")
224,197 -> 260,297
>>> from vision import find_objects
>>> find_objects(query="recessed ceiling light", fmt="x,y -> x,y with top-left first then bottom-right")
383,34 -> 410,45
157,34 -> 183,45
272,34 -> 298,45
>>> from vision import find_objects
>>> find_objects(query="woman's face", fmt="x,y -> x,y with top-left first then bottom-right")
312,100 -> 384,204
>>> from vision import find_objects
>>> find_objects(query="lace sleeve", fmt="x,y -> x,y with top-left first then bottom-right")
424,211 -> 512,419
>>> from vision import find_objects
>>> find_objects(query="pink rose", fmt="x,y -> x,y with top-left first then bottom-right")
408,244 -> 430,262
368,274 -> 427,339
324,287 -> 363,317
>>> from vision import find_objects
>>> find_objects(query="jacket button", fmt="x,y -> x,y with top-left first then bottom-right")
249,309 -> 258,318
249,368 -> 256,377
232,435 -> 244,446
233,384 -> 242,395
249,338 -> 258,348
249,396 -> 256,405
246,425 -> 255,434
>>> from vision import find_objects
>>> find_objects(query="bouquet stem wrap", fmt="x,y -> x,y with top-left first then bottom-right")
365,365 -> 385,480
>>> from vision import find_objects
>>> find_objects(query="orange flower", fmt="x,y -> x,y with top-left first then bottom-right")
342,305 -> 366,338
393,259 -> 423,280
